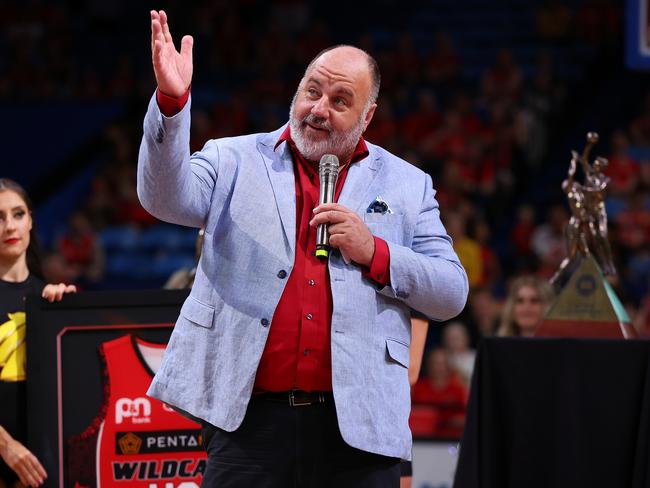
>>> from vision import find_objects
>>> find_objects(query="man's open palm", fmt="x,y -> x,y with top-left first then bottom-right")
151,10 -> 193,98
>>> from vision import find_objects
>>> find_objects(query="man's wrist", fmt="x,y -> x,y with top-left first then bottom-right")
156,86 -> 191,117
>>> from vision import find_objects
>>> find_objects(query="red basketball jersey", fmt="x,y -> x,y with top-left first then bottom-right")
91,335 -> 206,487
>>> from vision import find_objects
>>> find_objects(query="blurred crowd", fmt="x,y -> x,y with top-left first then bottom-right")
2,0 -> 644,439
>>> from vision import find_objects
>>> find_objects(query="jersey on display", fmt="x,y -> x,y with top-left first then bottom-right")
67,335 -> 206,487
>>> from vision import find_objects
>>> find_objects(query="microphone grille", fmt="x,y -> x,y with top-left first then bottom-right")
319,154 -> 340,177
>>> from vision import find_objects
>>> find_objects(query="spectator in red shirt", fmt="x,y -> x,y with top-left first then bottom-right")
412,348 -> 468,439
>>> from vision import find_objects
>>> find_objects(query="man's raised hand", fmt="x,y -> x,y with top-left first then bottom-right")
151,10 -> 193,98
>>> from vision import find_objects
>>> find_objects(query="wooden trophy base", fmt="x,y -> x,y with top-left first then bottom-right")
536,319 -> 637,339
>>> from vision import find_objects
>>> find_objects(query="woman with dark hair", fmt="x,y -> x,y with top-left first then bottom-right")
497,275 -> 555,337
0,179 -> 76,487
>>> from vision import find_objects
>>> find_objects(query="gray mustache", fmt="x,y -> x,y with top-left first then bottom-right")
302,114 -> 332,134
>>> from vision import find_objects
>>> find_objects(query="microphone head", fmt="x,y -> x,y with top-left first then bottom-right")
319,154 -> 340,179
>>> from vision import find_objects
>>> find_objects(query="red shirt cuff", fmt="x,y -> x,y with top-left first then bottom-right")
363,236 -> 390,286
156,87 -> 190,117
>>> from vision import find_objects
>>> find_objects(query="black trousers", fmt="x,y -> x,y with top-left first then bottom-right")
200,394 -> 400,488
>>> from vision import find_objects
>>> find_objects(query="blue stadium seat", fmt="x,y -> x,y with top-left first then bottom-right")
99,226 -> 140,252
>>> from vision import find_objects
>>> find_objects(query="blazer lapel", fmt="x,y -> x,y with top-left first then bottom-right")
338,146 -> 383,214
258,129 -> 296,257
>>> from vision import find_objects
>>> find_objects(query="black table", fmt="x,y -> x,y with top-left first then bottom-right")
453,337 -> 650,488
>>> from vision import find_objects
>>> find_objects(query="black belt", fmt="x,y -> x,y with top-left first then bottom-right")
255,389 -> 333,407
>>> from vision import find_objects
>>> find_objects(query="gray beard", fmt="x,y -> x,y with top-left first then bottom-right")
289,96 -> 367,162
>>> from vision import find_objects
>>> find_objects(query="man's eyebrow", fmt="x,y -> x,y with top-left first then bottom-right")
336,87 -> 354,98
306,77 -> 355,98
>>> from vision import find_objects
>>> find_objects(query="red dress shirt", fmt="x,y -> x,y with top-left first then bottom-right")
157,89 -> 391,392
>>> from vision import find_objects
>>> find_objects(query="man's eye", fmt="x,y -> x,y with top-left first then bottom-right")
335,97 -> 347,106
307,88 -> 318,97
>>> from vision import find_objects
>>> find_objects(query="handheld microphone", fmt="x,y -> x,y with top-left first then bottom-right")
315,154 -> 340,259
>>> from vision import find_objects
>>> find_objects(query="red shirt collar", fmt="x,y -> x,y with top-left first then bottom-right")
274,125 -> 369,168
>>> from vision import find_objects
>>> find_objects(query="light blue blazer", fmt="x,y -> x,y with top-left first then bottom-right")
137,95 -> 468,460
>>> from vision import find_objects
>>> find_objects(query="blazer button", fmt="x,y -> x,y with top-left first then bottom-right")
261,318 -> 269,327
277,270 -> 287,279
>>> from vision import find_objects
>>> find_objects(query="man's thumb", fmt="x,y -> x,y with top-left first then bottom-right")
180,35 -> 193,58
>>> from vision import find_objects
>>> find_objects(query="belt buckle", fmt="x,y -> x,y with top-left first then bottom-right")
289,390 -> 322,407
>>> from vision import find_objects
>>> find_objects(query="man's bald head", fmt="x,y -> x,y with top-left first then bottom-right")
304,45 -> 381,106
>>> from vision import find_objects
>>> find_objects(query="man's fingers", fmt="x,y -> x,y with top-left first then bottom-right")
327,223 -> 346,235
151,18 -> 164,50
152,39 -> 163,66
309,210 -> 348,227
180,35 -> 193,60
150,11 -> 157,49
328,233 -> 342,248
313,203 -> 353,215
159,10 -> 174,44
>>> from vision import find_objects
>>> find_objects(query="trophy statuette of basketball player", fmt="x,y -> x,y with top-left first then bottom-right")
537,132 -> 636,339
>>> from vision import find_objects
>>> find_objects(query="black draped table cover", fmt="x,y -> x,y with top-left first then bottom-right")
453,337 -> 650,488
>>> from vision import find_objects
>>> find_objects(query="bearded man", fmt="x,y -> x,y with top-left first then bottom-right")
138,10 -> 468,488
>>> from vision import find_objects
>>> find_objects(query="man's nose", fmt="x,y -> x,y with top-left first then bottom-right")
311,96 -> 329,119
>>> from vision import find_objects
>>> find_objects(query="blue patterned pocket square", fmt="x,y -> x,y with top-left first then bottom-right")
366,196 -> 393,214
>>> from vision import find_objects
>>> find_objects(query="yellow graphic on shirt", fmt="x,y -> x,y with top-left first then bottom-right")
0,312 -> 26,382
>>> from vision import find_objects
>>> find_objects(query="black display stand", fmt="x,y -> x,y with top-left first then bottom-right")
453,337 -> 650,488
26,289 -> 188,488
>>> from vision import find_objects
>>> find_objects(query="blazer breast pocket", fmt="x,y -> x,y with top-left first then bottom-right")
363,213 -> 404,225
363,213 -> 405,243
179,296 -> 215,329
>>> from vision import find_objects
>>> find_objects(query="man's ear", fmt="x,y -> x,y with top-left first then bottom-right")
363,103 -> 377,132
